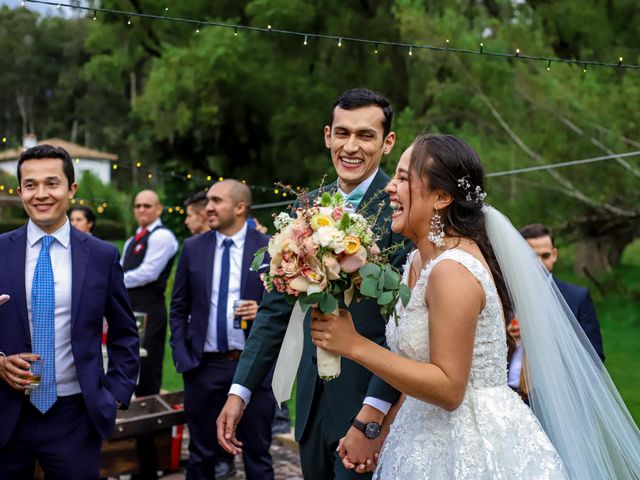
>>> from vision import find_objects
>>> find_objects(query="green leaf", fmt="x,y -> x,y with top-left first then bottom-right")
383,269 -> 401,290
378,273 -> 386,291
360,278 -> 380,298
250,248 -> 267,272
359,263 -> 382,278
338,213 -> 351,231
300,292 -> 324,306
344,284 -> 355,307
377,291 -> 394,305
321,192 -> 332,207
319,294 -> 338,313
399,284 -> 412,306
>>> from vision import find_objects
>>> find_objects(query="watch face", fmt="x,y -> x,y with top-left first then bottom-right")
365,422 -> 381,439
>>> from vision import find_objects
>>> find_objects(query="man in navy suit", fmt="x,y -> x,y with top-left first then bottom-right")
519,223 -> 604,361
170,179 -> 275,480
0,144 -> 140,479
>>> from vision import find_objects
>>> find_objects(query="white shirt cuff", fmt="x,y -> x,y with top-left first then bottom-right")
363,396 -> 392,415
229,384 -> 252,405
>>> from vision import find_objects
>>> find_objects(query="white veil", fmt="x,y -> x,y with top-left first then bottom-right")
483,205 -> 640,479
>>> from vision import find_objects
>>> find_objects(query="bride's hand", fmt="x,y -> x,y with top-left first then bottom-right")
337,436 -> 380,472
310,307 -> 360,357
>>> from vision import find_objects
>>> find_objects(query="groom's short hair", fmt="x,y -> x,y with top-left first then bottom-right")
331,88 -> 393,137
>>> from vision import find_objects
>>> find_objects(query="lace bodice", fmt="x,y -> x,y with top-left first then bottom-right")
386,248 -> 508,388
375,248 -> 566,479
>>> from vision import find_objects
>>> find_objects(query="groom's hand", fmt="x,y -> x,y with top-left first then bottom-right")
216,394 -> 246,454
339,405 -> 384,473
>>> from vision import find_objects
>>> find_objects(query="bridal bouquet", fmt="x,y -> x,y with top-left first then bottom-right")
253,190 -> 410,386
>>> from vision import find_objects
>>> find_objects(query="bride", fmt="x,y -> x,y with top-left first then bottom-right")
310,134 -> 640,479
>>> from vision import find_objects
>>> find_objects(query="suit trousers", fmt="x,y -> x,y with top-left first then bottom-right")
0,394 -> 102,480
298,382 -> 373,480
184,354 -> 275,480
135,302 -> 167,397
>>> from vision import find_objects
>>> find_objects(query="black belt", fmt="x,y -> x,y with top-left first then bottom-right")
202,350 -> 242,361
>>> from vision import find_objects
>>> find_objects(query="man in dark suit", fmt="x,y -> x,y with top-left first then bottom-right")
0,144 -> 140,479
170,179 -> 275,480
519,223 -> 604,360
217,88 -> 410,479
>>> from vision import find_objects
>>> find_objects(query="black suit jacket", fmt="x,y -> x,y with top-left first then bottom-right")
554,276 -> 605,362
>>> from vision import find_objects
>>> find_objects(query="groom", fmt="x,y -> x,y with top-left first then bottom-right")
217,88 -> 410,479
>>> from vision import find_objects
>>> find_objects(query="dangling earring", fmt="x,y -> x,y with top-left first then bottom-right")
428,208 -> 445,248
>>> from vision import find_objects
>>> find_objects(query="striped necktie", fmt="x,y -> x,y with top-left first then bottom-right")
30,235 -> 57,413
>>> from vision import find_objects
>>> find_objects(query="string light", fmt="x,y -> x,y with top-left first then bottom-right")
218,176 -> 223,181
303,35 -> 308,46
92,10 -> 97,20
147,173 -> 153,179
274,189 -> 279,194
479,42 -> 483,54
583,64 -> 587,73
408,46 -> 413,56
97,206 -> 104,213
0,185 -> 4,191
79,199 -> 85,205
234,27 -> 238,36
21,0 -> 640,71
75,158 -> 80,164
1,137 -> 6,143
338,38 -> 342,47
168,207 -> 173,213
547,60 -> 551,71
374,43 -> 378,54
112,164 -> 118,170
445,39 -> 450,48
206,175 -> 212,181
186,173 -> 192,179
136,162 -> 142,168
102,202 -> 108,208
8,188 -> 13,194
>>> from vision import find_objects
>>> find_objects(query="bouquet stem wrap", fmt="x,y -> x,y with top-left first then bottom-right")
316,308 -> 341,381
271,302 -> 341,406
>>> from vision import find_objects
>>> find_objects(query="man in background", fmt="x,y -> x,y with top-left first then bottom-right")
171,179 -> 275,480
122,190 -> 178,397
509,223 -> 605,397
185,190 -> 211,236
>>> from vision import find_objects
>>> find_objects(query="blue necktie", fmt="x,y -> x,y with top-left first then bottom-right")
216,238 -> 233,353
30,235 -> 57,413
345,188 -> 365,211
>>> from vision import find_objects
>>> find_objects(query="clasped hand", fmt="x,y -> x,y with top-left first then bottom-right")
310,307 -> 360,357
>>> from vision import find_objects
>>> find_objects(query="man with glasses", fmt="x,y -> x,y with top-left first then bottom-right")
122,190 -> 179,397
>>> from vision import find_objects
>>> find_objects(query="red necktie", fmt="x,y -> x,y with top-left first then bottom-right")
134,228 -> 148,242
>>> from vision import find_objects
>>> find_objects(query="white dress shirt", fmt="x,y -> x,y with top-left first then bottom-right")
204,224 -> 248,352
25,219 -> 80,396
121,218 -> 179,289
230,172 -> 392,415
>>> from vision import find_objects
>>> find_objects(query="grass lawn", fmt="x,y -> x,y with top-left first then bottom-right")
159,240 -> 640,426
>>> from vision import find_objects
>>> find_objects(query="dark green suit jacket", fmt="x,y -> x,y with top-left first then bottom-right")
233,169 -> 411,443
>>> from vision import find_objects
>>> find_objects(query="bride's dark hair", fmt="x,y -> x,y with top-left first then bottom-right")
409,133 -> 515,353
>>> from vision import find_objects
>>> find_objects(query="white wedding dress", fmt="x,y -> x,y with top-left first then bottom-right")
374,249 -> 567,479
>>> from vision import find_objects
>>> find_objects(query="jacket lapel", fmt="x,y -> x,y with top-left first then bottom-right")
7,226 -> 29,339
70,229 -> 91,332
240,228 -> 256,297
205,231 -> 216,301
359,169 -> 391,218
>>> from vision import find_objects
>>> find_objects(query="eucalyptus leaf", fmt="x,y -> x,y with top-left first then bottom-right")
383,269 -> 400,290
399,283 -> 412,306
360,278 -> 379,298
251,248 -> 266,272
359,263 -> 382,278
377,291 -> 394,305
300,292 -> 324,306
319,293 -> 338,313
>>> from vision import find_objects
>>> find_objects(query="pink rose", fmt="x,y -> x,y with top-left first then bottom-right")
339,246 -> 367,273
331,207 -> 345,221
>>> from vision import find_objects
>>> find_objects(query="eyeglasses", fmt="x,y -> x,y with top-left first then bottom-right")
134,203 -> 153,209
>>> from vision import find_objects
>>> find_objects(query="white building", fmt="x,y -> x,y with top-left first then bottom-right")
0,136 -> 117,184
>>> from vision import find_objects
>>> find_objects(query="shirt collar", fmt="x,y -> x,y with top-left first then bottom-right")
216,223 -> 248,250
138,218 -> 162,234
337,168 -> 379,198
27,218 -> 71,249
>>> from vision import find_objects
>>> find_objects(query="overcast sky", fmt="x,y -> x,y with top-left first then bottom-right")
0,0 -> 86,17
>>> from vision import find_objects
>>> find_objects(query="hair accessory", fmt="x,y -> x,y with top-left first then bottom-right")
457,175 -> 487,204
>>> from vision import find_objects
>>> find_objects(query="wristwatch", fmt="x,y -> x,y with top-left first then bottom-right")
349,416 -> 382,440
